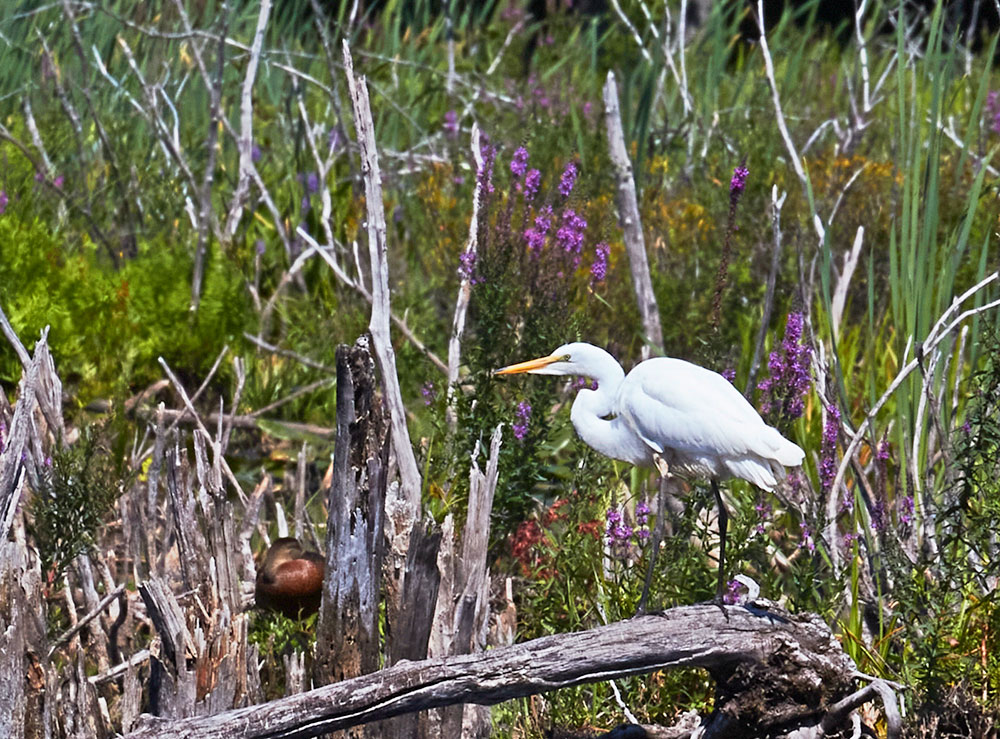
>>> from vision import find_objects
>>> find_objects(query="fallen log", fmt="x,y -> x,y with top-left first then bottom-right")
124,601 -> 877,739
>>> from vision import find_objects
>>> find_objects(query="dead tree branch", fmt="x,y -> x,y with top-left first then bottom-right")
125,603 -> 877,739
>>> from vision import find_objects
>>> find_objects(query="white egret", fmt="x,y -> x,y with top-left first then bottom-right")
495,342 -> 804,601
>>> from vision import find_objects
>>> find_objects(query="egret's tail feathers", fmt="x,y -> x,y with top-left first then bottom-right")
774,437 -> 805,468
762,427 -> 805,467
726,432 -> 805,492
725,456 -> 781,492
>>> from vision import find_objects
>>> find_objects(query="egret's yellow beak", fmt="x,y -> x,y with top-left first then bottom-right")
494,354 -> 564,375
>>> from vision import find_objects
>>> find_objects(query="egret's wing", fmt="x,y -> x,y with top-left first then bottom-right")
618,358 -> 778,460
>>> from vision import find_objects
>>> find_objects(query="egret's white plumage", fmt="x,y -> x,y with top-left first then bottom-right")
495,342 -> 804,487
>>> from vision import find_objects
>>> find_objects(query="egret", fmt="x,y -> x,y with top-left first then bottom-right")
495,342 -> 804,602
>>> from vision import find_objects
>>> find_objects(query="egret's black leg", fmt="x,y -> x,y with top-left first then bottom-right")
636,476 -> 667,615
712,478 -> 728,604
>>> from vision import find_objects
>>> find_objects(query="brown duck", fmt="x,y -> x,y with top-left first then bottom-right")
255,538 -> 325,618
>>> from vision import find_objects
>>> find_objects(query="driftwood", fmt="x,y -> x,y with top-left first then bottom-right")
124,602 -> 868,739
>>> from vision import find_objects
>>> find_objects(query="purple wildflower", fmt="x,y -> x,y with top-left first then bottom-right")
987,91 -> 1000,135
636,500 -> 650,524
555,209 -> 586,261
819,405 -> 840,494
523,169 -> 541,201
961,420 -> 972,435
871,438 -> 890,532
899,496 -> 914,525
300,195 -> 311,214
524,206 -> 553,253
798,521 -> 816,552
477,143 -> 496,195
721,368 -> 736,384
443,109 -> 459,138
458,249 -> 479,283
605,509 -> 622,530
871,498 -> 887,532
251,143 -> 262,163
34,171 -> 44,182
512,400 -> 532,440
255,239 -> 266,256
0,190 -> 7,215
571,377 -> 598,391
510,147 -> 529,178
305,172 -> 320,194
754,498 -> 771,534
590,242 -> 609,284
729,163 -> 749,198
723,579 -> 743,605
421,381 -> 436,406
843,532 -> 859,547
757,312 -> 812,422
558,160 -> 578,197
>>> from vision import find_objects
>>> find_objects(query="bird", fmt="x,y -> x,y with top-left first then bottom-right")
495,342 -> 804,602
255,538 -> 326,618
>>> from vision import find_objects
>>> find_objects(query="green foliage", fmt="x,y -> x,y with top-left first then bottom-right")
31,425 -> 124,578
248,609 -> 319,701
885,332 -> 1000,706
0,216 -> 250,399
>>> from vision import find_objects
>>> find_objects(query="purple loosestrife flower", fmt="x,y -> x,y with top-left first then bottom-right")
510,146 -> 529,178
512,400 -> 532,440
523,169 -> 541,201
458,249 -> 480,284
721,368 -> 736,384
443,109 -> 459,138
819,405 -> 840,494
251,143 -> 262,163
558,160 -> 578,197
755,499 -> 772,534
605,508 -> 622,532
477,143 -> 496,194
590,242 -> 609,284
899,496 -> 914,525
524,206 -> 553,253
255,239 -> 266,256
798,521 -> 816,552
555,209 -> 586,263
0,190 -> 7,215
757,312 -> 812,423
305,172 -> 320,194
723,579 -> 743,605
987,92 -> 1000,135
636,500 -> 650,526
421,382 -> 436,406
730,163 -> 749,198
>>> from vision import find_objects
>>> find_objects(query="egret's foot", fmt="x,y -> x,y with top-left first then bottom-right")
653,454 -> 670,478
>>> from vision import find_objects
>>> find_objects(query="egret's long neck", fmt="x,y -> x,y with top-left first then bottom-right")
569,366 -> 649,467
